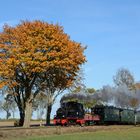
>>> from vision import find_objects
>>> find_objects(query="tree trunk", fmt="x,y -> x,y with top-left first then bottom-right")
17,105 -> 25,126
37,109 -> 40,120
19,111 -> 25,126
6,111 -> 10,120
12,111 -> 15,119
23,101 -> 32,128
46,104 -> 52,125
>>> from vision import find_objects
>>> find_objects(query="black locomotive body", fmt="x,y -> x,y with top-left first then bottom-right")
53,101 -> 95,126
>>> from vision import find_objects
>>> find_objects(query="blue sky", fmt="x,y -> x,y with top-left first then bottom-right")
0,0 -> 140,118
0,0 -> 140,89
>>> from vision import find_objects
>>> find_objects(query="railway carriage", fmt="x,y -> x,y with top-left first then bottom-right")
92,105 -> 140,125
91,105 -> 120,124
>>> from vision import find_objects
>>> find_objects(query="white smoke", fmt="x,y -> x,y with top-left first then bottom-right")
92,85 -> 140,109
61,85 -> 140,110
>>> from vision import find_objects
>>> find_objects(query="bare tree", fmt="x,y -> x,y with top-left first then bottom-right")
113,68 -> 135,88
68,68 -> 86,93
1,98 -> 11,119
0,94 -> 17,119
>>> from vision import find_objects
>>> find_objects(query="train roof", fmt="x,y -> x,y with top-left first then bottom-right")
93,104 -> 135,111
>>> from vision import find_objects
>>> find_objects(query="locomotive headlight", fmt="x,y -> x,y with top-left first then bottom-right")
77,112 -> 79,115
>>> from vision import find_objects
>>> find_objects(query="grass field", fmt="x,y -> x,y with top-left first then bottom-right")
15,126 -> 140,140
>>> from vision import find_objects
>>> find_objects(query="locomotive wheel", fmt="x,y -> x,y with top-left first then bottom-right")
80,123 -> 85,127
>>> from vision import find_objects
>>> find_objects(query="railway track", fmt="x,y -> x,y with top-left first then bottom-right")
0,124 -> 55,130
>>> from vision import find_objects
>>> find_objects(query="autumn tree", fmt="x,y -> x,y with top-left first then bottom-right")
126,82 -> 140,109
86,88 -> 96,94
113,68 -> 135,88
130,82 -> 140,92
0,20 -> 86,127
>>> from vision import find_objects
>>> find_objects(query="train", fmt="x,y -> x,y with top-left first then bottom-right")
53,101 -> 140,126
92,105 -> 140,125
53,101 -> 96,126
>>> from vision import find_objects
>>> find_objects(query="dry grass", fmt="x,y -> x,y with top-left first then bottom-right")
0,125 -> 138,140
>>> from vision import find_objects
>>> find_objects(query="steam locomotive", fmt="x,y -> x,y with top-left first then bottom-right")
53,101 -> 140,126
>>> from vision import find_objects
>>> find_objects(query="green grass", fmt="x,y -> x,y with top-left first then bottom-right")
16,127 -> 140,140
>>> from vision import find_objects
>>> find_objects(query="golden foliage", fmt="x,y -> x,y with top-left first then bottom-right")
0,20 -> 86,88
130,98 -> 139,108
130,83 -> 140,91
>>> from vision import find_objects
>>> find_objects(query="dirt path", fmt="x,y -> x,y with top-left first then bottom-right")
0,121 -> 46,128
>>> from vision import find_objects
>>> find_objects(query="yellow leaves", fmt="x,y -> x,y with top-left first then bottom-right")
0,20 -> 86,89
0,81 -> 8,88
130,98 -> 139,108
133,83 -> 140,90
0,80 -> 18,89
9,81 -> 18,88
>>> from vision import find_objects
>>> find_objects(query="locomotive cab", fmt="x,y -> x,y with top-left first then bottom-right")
55,107 -> 66,119
64,101 -> 85,125
65,101 -> 85,118
54,101 -> 85,126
